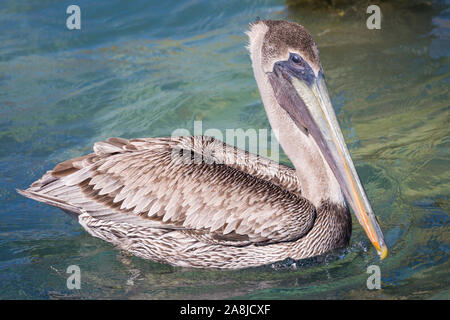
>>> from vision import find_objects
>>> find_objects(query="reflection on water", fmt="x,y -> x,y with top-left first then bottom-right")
0,0 -> 448,299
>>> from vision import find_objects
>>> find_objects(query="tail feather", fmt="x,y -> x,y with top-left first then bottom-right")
17,188 -> 83,215
17,137 -> 133,217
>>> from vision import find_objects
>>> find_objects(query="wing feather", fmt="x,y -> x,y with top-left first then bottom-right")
20,136 -> 316,246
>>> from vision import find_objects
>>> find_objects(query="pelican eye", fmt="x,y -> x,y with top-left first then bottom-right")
286,52 -> 315,86
290,53 -> 302,64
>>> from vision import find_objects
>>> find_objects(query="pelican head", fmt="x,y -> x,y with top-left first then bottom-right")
247,20 -> 388,259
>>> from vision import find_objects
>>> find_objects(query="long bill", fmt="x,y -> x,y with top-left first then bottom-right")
268,62 -> 388,259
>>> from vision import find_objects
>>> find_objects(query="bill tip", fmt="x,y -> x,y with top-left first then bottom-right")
378,244 -> 388,260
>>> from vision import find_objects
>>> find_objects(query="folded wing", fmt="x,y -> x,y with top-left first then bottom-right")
19,136 -> 316,246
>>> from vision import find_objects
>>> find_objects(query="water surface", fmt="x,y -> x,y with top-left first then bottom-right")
0,0 -> 448,299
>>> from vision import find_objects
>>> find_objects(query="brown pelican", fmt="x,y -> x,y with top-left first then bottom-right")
18,20 -> 387,269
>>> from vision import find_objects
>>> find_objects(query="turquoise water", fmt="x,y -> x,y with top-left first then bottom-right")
0,0 -> 449,299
